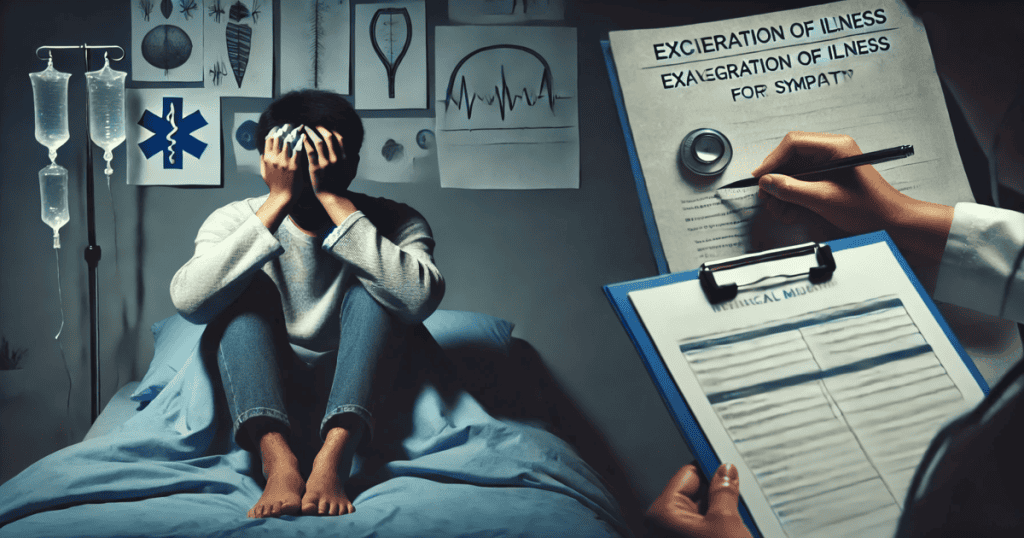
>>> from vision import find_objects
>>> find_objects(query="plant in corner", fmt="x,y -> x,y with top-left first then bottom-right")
0,336 -> 27,370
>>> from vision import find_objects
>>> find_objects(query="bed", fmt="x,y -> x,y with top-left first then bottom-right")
0,310 -> 630,537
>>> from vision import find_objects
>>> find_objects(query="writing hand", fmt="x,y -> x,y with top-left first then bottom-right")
646,463 -> 753,538
753,131 -> 953,265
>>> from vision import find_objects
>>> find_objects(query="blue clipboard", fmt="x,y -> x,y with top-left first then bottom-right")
602,39 -> 671,275
603,230 -> 988,538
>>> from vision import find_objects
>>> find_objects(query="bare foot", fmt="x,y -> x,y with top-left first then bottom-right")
248,432 -> 305,518
301,425 -> 359,515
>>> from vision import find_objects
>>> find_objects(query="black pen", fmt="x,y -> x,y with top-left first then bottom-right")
717,145 -> 915,190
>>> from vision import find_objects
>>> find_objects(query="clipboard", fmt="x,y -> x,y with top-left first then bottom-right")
601,39 -> 670,275
604,230 -> 989,538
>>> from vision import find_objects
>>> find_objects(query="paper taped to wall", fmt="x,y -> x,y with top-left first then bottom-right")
434,25 -> 578,189
127,88 -> 220,186
356,117 -> 438,184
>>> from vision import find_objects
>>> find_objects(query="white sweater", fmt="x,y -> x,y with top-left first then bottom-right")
170,192 -> 445,355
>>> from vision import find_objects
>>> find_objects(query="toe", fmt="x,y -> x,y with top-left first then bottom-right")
319,499 -> 328,515
329,502 -> 339,516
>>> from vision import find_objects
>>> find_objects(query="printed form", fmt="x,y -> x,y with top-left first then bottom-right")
629,242 -> 985,538
608,0 -> 975,271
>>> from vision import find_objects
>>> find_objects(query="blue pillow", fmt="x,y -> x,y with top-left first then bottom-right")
130,315 -> 208,402
421,310 -> 515,357
131,310 -> 515,403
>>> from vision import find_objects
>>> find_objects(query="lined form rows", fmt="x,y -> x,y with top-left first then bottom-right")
679,297 -> 968,538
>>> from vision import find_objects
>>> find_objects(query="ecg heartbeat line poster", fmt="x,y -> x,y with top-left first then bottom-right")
354,1 -> 427,110
203,0 -> 273,96
126,89 -> 220,185
435,25 -> 578,189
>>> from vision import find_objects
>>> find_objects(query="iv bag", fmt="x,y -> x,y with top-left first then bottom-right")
40,163 -> 69,249
86,57 -> 126,178
29,58 -> 71,162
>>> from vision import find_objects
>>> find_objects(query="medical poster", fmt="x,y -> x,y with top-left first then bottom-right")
127,88 -> 221,186
203,0 -> 273,96
448,0 -> 565,24
434,25 -> 579,189
131,0 -> 205,82
280,0 -> 351,95
356,118 -> 438,183
227,111 -> 262,178
353,1 -> 428,110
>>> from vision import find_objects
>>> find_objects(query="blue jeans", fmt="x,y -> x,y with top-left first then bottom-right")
212,273 -> 403,453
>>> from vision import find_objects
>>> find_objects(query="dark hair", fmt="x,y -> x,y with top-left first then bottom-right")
255,89 -> 364,157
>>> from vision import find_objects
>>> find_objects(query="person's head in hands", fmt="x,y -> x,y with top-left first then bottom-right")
255,90 -> 364,228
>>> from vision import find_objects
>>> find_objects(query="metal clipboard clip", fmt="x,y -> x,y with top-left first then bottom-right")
698,242 -> 837,304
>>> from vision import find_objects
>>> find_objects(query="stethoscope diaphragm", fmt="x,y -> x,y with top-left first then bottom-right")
679,128 -> 732,176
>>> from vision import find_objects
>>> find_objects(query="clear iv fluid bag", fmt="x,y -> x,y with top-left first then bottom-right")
40,163 -> 70,249
86,60 -> 126,156
30,60 -> 71,160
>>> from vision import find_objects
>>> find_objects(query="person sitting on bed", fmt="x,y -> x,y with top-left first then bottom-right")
169,89 -> 445,519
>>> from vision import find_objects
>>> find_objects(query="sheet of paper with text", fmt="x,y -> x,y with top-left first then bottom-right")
608,0 -> 974,272
628,242 -> 985,538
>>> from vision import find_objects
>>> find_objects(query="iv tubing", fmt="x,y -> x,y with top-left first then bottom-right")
54,248 -> 64,340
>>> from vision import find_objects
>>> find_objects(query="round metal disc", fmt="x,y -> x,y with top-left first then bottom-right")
679,128 -> 732,176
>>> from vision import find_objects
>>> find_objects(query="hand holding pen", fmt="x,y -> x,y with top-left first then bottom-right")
719,144 -> 914,190
751,131 -> 953,266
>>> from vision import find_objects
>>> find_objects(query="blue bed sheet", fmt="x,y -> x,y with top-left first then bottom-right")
0,320 -> 629,537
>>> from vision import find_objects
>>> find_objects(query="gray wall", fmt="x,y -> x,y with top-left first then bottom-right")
0,0 -> 820,530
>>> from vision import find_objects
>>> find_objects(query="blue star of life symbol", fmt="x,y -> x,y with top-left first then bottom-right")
138,97 -> 208,169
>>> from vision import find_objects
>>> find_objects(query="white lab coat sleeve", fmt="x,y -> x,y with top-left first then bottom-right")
934,202 -> 1024,324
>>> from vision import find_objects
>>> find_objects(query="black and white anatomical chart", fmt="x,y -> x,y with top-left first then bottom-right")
132,0 -> 205,82
607,0 -> 974,270
280,0 -> 351,95
354,1 -> 427,110
204,0 -> 273,96
434,25 -> 578,189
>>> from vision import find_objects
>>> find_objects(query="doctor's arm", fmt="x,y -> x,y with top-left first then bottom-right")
755,131 -> 1024,324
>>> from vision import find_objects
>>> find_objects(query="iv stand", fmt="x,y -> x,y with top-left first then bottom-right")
35,44 -> 125,424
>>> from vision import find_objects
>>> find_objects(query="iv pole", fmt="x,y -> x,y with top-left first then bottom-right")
35,44 -> 124,424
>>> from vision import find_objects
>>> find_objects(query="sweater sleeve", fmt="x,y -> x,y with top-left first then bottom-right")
934,202 -> 1024,324
169,201 -> 284,324
321,200 -> 444,324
